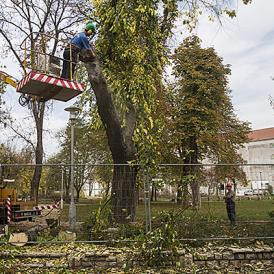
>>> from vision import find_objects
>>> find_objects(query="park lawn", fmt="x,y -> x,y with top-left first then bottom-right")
201,199 -> 273,220
146,199 -> 273,221
60,198 -> 273,223
60,203 -> 99,223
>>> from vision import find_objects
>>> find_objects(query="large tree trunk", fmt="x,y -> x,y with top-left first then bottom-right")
75,189 -> 80,203
85,58 -> 138,223
188,136 -> 201,210
88,182 -> 93,196
182,183 -> 189,207
181,163 -> 190,207
111,165 -> 138,222
191,180 -> 201,210
151,186 -> 157,202
30,101 -> 45,205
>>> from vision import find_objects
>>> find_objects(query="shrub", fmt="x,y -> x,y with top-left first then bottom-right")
137,211 -> 179,267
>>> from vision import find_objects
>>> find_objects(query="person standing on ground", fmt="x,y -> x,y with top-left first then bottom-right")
224,183 -> 236,225
61,22 -> 96,79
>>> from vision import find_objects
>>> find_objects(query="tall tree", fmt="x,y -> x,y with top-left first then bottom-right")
61,120 -> 111,201
165,35 -> 250,209
84,0 -> 251,221
85,0 -> 172,222
0,0 -> 84,203
0,143 -> 34,194
46,118 -> 111,201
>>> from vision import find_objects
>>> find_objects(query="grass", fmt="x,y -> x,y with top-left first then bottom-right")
139,198 -> 274,221
60,197 -> 274,223
57,197 -> 273,241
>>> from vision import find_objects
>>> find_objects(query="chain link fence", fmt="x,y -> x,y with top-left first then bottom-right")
0,163 -> 273,243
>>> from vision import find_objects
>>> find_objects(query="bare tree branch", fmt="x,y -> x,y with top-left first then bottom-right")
2,119 -> 36,151
0,29 -> 24,69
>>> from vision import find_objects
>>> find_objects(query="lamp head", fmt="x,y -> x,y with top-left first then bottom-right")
64,106 -> 81,121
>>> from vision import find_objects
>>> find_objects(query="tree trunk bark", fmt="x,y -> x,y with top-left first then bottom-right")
104,181 -> 111,198
182,183 -> 189,208
30,101 -> 45,205
75,189 -> 80,203
189,136 -> 201,210
136,186 -> 139,206
150,186 -> 157,201
85,58 -> 138,223
150,186 -> 153,201
111,165 -> 138,223
177,186 -> 182,205
89,182 -> 93,196
191,180 -> 201,210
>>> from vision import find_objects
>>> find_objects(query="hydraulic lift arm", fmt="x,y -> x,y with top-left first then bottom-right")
0,71 -> 18,89
0,71 -> 30,107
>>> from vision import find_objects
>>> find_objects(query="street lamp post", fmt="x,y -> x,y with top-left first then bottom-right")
60,163 -> 64,210
64,106 -> 80,231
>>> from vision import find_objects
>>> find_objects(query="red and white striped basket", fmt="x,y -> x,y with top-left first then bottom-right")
16,71 -> 85,102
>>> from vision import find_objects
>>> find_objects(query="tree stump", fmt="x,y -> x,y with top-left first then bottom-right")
58,230 -> 76,241
9,233 -> 28,246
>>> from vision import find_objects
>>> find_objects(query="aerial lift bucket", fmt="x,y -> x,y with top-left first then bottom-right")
17,32 -> 85,102
16,71 -> 84,102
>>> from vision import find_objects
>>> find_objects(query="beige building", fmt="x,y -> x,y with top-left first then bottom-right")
239,127 -> 274,194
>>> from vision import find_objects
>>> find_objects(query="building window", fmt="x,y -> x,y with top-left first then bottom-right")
271,154 -> 274,159
270,143 -> 274,148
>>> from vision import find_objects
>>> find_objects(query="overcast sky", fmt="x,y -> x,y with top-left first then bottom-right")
1,0 -> 274,157
196,0 -> 274,130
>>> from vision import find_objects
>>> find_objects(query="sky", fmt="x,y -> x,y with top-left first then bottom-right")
196,0 -> 274,129
1,0 -> 274,157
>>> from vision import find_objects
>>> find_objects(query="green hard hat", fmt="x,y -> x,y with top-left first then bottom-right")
85,22 -> 96,32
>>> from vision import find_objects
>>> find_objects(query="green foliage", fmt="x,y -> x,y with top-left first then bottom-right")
84,199 -> 144,241
160,35 -> 250,201
47,119 -> 111,198
91,0 -> 177,165
174,213 -> 274,242
0,144 -> 34,194
44,153 -> 65,193
90,0 -> 252,166
84,199 -> 112,240
116,222 -> 144,239
171,35 -> 233,154
137,210 -> 179,267
36,228 -> 57,242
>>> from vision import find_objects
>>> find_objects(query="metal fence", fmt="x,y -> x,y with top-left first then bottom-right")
0,163 -> 273,243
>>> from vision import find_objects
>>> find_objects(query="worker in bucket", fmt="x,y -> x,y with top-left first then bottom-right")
224,183 -> 236,225
61,22 -> 96,79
